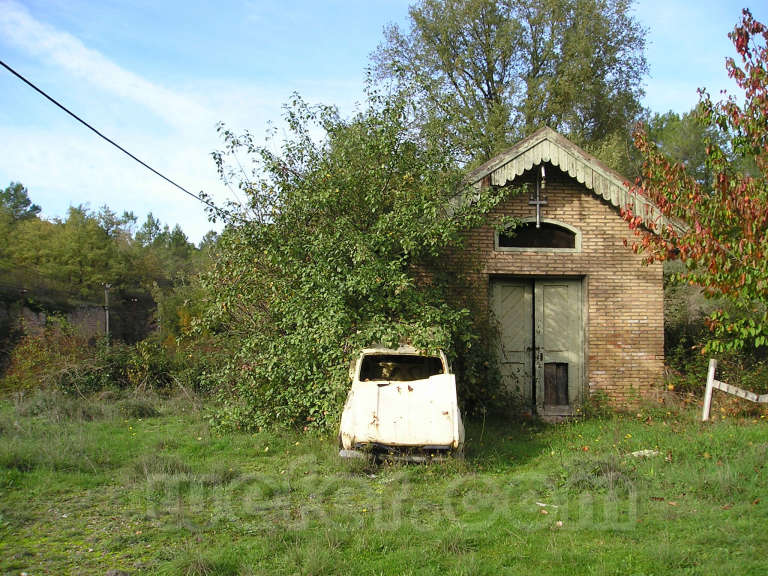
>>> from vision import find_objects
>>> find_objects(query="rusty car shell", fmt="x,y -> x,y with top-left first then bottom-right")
338,346 -> 464,458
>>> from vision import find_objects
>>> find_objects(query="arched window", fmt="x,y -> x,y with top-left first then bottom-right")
496,219 -> 581,252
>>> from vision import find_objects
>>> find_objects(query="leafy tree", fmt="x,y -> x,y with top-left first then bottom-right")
0,182 -> 41,221
645,109 -> 714,188
203,92 -> 506,430
645,106 -> 760,190
625,9 -> 768,353
3,206 -> 118,298
198,230 -> 219,251
0,191 -> 201,331
167,224 -> 192,257
135,213 -> 163,247
373,0 -> 647,163
0,209 -> 15,266
0,177 -> 209,365
59,206 -> 117,290
98,206 -> 137,239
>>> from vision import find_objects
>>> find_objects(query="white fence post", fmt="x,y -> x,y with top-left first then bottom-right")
702,358 -> 717,422
701,358 -> 768,421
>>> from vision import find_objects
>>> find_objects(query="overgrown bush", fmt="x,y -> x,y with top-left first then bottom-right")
1,314 -> 224,397
1,316 -> 90,392
170,336 -> 232,396
664,261 -> 768,399
203,91 -> 509,431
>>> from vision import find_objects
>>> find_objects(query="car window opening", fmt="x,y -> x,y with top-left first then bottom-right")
360,354 -> 444,382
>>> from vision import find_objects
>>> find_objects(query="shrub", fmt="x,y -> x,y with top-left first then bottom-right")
125,339 -> 174,391
0,314 -> 220,398
582,389 -> 614,419
167,336 -> 230,395
203,92 -> 508,431
1,316 -> 91,392
663,261 -> 768,402
52,338 -> 174,393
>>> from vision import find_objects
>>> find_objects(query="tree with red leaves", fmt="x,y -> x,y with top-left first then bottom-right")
624,9 -> 768,352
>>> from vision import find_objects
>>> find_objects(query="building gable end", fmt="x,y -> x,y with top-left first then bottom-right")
466,127 -> 679,234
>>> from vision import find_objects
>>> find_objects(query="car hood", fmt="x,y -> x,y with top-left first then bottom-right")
339,373 -> 463,450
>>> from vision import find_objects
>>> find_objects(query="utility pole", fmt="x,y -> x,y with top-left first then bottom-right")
103,283 -> 111,343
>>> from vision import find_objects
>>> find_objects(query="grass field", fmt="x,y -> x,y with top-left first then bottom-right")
1,390 -> 767,575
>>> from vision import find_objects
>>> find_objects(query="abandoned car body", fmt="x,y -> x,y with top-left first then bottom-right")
338,346 -> 465,458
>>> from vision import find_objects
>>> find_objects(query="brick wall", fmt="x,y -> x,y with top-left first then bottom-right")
448,163 -> 664,407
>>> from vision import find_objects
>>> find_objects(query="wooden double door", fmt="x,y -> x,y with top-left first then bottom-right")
490,278 -> 584,416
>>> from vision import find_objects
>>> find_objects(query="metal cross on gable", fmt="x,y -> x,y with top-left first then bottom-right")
528,165 -> 547,228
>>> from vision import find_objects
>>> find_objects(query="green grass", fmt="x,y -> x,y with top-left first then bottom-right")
1,392 -> 767,575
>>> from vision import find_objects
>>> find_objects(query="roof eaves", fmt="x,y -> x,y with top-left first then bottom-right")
462,127 -> 685,236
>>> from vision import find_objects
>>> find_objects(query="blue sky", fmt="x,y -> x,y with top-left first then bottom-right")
1,0 -> 766,242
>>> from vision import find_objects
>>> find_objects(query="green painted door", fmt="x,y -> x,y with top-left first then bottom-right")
491,278 -> 583,415
490,280 -> 534,407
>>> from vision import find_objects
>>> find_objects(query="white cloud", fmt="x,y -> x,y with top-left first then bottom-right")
0,1 -> 269,241
0,0 -> 212,130
1,123 -> 224,240
0,1 -> 377,242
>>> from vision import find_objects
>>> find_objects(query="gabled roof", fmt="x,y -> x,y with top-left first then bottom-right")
465,127 -> 670,232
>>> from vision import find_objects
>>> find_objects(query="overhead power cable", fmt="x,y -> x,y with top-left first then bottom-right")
0,58 -> 235,221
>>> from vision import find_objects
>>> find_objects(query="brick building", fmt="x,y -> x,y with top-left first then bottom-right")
453,127 -> 665,416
